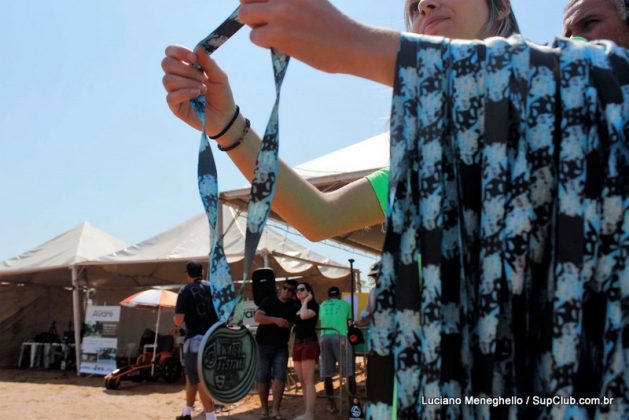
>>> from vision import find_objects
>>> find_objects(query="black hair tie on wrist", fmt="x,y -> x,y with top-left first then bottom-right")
208,105 -> 240,139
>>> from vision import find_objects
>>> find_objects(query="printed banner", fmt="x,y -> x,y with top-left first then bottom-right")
242,300 -> 258,327
80,305 -> 120,375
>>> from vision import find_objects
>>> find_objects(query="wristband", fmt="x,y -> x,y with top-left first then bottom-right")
208,106 -> 240,139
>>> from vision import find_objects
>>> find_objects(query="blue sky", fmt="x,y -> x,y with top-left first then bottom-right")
0,1 -> 564,279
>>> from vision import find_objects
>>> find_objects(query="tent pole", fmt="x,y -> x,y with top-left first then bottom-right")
217,200 -> 224,242
151,307 -> 161,376
349,259 -> 355,319
71,266 -> 82,376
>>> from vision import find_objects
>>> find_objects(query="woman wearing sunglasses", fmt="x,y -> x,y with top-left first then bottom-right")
291,282 -> 319,420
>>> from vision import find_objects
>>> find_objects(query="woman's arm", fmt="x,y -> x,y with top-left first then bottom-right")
298,297 -> 316,320
163,45 -> 386,241
238,0 -> 401,86
217,114 -> 384,241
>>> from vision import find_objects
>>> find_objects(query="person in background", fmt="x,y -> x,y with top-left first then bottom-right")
318,286 -> 355,413
254,279 -> 299,420
292,282 -> 319,420
173,261 -> 219,420
353,262 -> 380,329
563,0 -> 629,47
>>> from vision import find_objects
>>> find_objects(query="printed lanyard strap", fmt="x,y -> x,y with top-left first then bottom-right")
192,7 -> 290,325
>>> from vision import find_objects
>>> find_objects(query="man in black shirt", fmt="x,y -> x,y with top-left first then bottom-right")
254,279 -> 299,420
174,261 -> 219,420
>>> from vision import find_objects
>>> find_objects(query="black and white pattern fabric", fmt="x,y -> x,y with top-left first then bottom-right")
192,8 -> 289,325
367,34 -> 628,419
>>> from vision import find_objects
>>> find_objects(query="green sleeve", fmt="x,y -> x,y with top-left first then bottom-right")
365,167 -> 389,216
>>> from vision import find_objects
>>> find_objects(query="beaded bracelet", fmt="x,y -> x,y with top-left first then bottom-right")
217,118 -> 250,152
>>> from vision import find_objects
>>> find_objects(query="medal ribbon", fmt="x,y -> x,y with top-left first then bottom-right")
192,7 -> 289,325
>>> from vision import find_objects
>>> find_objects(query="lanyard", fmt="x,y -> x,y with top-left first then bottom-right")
369,34 -> 628,419
191,7 -> 289,325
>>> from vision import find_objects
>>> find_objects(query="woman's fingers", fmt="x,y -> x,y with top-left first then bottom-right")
166,88 -> 203,108
164,44 -> 197,64
238,3 -> 273,28
248,24 -> 280,49
194,47 -> 229,85
162,73 -> 206,95
161,56 -> 206,83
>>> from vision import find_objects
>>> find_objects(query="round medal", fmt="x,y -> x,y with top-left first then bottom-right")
197,322 -> 258,404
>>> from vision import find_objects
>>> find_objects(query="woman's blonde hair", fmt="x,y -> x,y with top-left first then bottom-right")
405,0 -> 520,37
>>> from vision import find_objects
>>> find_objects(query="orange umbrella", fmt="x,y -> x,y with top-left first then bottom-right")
120,288 -> 179,375
120,289 -> 178,309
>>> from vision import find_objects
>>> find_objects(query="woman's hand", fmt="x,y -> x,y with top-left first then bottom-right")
238,0 -> 400,85
304,292 -> 312,303
239,0 -> 354,74
161,44 -> 237,135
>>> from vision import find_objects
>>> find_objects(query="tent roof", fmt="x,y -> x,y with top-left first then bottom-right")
0,222 -> 127,278
0,210 -> 352,293
220,132 -> 389,254
294,131 -> 389,180
87,207 -> 350,280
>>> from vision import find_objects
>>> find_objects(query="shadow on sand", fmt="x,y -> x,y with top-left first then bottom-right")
0,367 -> 182,395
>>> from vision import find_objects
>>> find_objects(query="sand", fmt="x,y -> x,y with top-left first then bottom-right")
0,368 -> 366,419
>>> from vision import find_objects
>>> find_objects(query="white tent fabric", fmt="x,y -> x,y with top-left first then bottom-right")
0,222 -> 127,372
0,211 -> 353,370
90,206 -> 349,280
294,131 -> 389,180
0,222 -> 127,281
220,132 -> 390,254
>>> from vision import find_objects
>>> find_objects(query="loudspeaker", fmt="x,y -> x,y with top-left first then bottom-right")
252,268 -> 276,306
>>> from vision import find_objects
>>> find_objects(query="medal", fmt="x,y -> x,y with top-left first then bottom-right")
197,322 -> 258,404
190,7 -> 289,405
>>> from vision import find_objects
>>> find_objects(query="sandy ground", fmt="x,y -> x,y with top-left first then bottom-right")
0,367 -> 366,420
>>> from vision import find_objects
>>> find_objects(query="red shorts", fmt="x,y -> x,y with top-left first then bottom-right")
292,339 -> 320,362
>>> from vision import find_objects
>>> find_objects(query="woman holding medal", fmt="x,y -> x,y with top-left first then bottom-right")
161,0 -> 520,242
163,0 -> 628,417
291,282 -> 319,420
162,1 -> 522,416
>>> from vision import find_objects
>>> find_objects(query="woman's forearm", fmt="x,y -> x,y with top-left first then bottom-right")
334,23 -> 401,87
298,301 -> 314,320
215,114 -> 385,241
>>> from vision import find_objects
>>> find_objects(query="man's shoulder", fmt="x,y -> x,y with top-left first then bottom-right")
178,280 -> 211,300
322,298 -> 348,307
178,282 -> 192,292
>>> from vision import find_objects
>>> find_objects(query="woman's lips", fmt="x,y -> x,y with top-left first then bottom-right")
423,17 -> 449,34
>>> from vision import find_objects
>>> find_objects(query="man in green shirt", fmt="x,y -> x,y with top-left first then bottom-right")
319,286 -> 356,413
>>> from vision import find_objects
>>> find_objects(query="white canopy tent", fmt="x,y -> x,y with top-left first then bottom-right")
220,132 -> 390,254
0,211 -> 353,372
0,222 -> 128,372
84,206 -> 351,298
